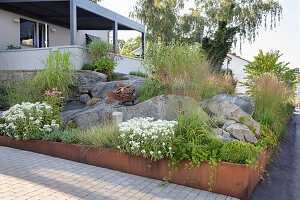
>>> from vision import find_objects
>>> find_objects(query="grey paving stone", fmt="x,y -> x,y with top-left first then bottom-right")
0,146 -> 235,200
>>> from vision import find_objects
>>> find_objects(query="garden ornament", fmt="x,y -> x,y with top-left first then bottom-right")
106,82 -> 137,104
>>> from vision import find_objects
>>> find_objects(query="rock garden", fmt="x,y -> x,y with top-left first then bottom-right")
0,41 -> 296,199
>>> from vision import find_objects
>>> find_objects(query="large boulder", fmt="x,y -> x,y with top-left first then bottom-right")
201,93 -> 255,115
90,77 -> 147,100
225,123 -> 258,144
62,95 -> 204,130
206,100 -> 260,135
75,70 -> 108,94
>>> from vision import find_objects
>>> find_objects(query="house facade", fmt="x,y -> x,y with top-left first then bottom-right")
0,9 -> 110,51
0,0 -> 146,73
222,53 -> 251,95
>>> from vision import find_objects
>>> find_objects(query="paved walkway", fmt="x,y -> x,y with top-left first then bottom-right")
0,146 -> 236,200
251,109 -> 300,200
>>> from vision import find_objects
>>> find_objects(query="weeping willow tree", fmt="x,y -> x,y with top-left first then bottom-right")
193,0 -> 283,71
131,0 -> 283,71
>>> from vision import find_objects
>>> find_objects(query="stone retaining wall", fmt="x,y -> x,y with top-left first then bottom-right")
0,70 -> 38,85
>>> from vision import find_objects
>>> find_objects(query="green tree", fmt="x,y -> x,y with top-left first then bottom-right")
130,0 -> 184,43
89,0 -> 101,3
202,21 -> 238,71
193,0 -> 282,71
244,50 -> 299,88
194,0 -> 282,43
118,39 -> 125,51
120,37 -> 142,56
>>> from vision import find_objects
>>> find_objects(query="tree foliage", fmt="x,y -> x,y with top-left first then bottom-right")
202,21 -> 238,71
196,0 -> 282,43
244,50 -> 299,88
120,37 -> 142,56
130,0 -> 184,43
89,0 -> 101,3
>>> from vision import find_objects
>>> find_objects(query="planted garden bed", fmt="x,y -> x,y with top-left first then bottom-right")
0,135 -> 270,199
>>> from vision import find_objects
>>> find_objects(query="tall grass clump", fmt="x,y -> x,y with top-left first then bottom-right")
77,123 -> 120,148
250,73 -> 293,137
37,49 -> 74,97
6,49 -> 74,106
142,41 -> 236,101
144,41 -> 204,84
6,74 -> 43,106
175,111 -> 214,144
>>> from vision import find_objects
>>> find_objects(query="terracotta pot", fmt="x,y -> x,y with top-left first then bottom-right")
168,89 -> 199,100
0,136 -> 270,199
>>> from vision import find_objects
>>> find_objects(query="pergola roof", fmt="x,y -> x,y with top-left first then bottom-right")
0,0 -> 145,32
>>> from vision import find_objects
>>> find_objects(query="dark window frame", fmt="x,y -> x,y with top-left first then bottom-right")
20,18 -> 37,47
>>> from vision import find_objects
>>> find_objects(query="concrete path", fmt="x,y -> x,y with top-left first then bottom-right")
0,146 -> 236,200
251,109 -> 300,200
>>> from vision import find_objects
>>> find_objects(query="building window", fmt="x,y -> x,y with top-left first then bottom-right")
20,18 -> 36,46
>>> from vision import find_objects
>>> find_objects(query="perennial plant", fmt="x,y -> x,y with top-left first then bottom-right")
0,102 -> 59,140
118,117 -> 177,161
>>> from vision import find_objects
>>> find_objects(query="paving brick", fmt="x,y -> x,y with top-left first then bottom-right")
0,146 -> 234,200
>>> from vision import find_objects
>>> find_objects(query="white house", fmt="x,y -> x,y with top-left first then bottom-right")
222,53 -> 251,95
0,0 -> 146,73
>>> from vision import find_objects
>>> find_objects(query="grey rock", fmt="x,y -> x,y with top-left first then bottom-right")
75,70 -> 108,94
200,93 -> 255,115
212,93 -> 255,115
208,100 -> 248,122
225,123 -> 258,144
90,78 -> 147,100
62,95 -> 204,130
79,94 -> 91,104
223,120 -> 237,129
207,100 -> 260,135
214,128 -> 233,142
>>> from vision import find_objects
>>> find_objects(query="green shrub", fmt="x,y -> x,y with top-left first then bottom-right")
244,50 -> 298,89
40,128 -> 80,143
6,44 -> 21,50
138,81 -> 167,102
129,71 -> 148,78
82,62 -> 96,71
0,118 -> 5,124
77,123 -> 120,148
60,129 -> 80,144
0,85 -> 9,109
220,141 -> 259,164
88,40 -> 117,80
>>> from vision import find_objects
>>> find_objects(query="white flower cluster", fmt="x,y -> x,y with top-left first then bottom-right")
118,117 -> 177,161
0,102 -> 59,139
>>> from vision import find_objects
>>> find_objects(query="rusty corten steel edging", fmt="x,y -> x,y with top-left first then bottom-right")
0,136 -> 269,199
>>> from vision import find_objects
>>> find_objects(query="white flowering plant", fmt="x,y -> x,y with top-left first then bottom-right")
117,117 -> 177,161
0,102 -> 59,140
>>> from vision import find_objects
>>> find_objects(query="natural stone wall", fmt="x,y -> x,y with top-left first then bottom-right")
0,70 -> 38,85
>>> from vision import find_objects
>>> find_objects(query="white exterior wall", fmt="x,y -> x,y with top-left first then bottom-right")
0,9 -> 109,51
0,46 -> 144,74
0,45 -> 90,70
222,54 -> 250,95
115,55 -> 146,74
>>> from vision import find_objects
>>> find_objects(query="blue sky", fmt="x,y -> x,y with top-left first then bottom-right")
101,0 -> 300,68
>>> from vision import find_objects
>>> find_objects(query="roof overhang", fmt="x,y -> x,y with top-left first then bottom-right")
0,0 -> 145,32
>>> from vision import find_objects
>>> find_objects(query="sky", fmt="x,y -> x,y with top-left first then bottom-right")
100,0 -> 300,68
